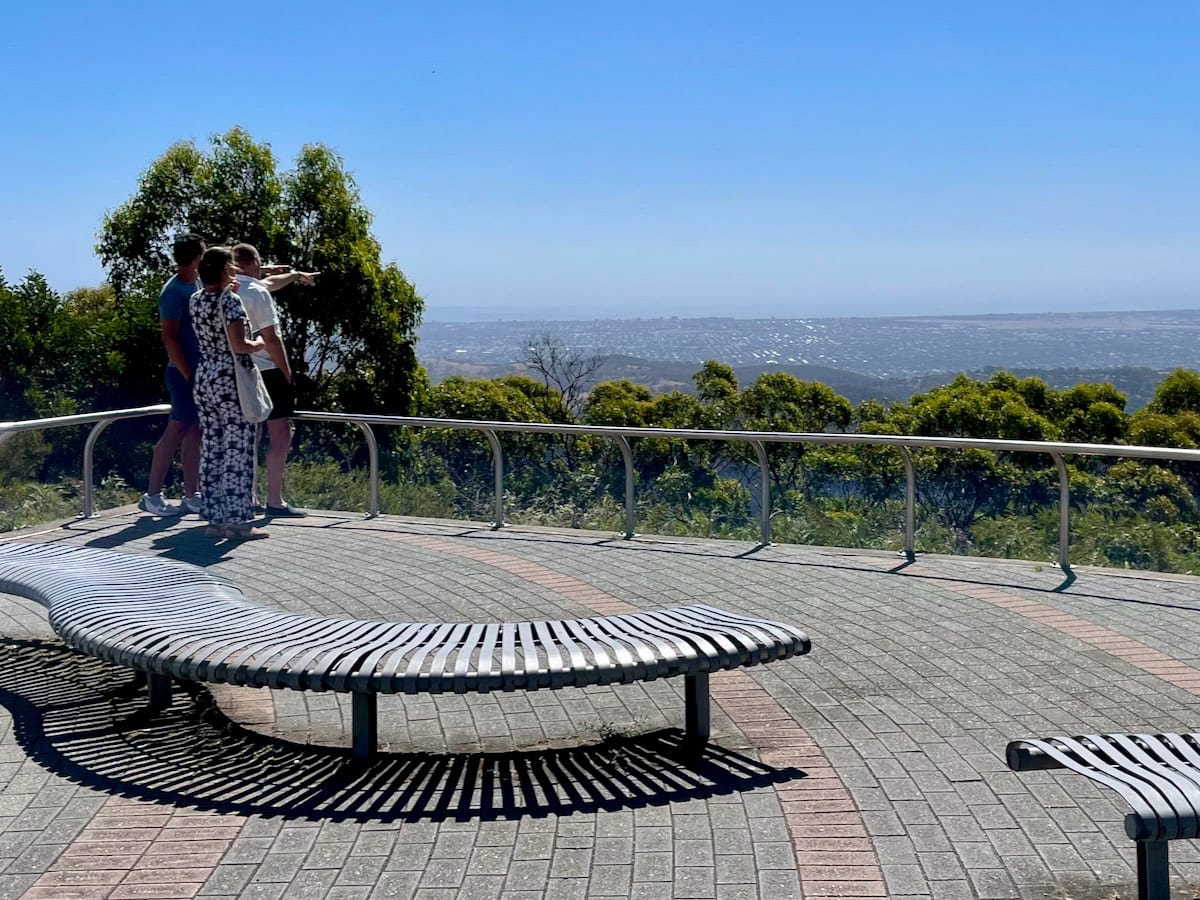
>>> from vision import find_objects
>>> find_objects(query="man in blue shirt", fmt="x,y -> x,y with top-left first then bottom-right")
138,234 -> 204,516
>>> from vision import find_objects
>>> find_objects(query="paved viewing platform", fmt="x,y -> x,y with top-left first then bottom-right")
2,508 -> 1200,899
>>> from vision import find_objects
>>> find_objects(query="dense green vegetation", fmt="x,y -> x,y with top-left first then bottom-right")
7,274 -> 1200,573
6,130 -> 1200,573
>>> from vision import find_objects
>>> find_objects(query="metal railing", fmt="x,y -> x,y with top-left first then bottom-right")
6,405 -> 1200,576
0,405 -> 171,518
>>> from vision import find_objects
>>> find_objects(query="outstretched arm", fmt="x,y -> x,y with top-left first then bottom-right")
262,270 -> 320,293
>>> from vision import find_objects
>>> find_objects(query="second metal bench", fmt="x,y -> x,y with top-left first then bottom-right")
1007,732 -> 1200,900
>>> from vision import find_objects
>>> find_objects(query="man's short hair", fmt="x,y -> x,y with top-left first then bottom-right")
172,233 -> 206,266
232,243 -> 261,267
198,246 -> 234,288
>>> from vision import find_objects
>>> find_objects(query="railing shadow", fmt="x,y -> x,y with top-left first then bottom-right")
0,639 -> 804,823
332,519 -> 1200,613
25,511 -> 1200,615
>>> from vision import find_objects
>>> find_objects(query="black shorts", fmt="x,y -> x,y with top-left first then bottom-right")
261,368 -> 295,420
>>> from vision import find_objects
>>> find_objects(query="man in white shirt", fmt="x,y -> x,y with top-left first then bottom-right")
232,243 -> 318,517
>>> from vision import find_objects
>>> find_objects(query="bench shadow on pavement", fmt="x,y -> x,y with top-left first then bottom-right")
0,639 -> 803,823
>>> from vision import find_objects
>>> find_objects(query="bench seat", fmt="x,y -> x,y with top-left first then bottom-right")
1008,732 -> 1200,899
0,542 -> 811,758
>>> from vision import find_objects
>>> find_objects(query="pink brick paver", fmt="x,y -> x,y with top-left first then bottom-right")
22,796 -> 244,900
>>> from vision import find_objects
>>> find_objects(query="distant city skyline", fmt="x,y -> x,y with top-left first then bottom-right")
2,1 -> 1196,319
425,293 -> 1200,324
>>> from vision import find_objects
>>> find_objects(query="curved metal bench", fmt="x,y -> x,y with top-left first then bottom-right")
0,542 -> 811,759
1008,733 -> 1200,900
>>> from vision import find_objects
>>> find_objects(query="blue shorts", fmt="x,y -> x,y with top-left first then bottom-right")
165,366 -> 199,424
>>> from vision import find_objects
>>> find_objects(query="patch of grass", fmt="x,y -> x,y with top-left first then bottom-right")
0,475 -> 137,532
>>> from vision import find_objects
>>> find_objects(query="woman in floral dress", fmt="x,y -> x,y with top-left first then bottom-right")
189,247 -> 268,540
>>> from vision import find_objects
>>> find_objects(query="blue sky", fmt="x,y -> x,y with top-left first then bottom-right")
1,1 -> 1196,320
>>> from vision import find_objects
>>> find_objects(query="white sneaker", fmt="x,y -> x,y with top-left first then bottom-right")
138,493 -> 183,517
181,494 -> 203,515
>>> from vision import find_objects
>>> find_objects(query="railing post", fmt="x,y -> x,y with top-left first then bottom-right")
353,421 -> 380,518
752,440 -> 771,547
81,418 -> 115,518
612,436 -> 636,539
1051,451 -> 1072,576
900,447 -> 916,561
484,429 -> 506,529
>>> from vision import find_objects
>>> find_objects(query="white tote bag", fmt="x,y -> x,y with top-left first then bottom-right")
228,341 -> 273,423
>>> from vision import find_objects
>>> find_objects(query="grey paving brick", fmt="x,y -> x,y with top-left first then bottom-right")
0,872 -> 38,900
305,841 -> 354,869
253,852 -> 305,883
387,841 -> 434,870
288,869 -> 341,899
237,883 -> 290,900
546,878 -> 588,900
548,847 -> 592,879
417,857 -> 467,889
589,863 -> 633,895
513,833 -> 554,860
337,855 -> 388,886
634,826 -> 674,853
456,874 -> 502,900
672,865 -> 717,899
224,837 -> 275,865
633,850 -> 674,883
354,831 -> 399,856
369,871 -> 418,899
326,888 -> 371,900
467,843 -> 515,878
713,854 -> 756,885
504,859 -> 551,892
675,839 -> 715,867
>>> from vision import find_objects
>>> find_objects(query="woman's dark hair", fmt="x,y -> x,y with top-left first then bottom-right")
198,246 -> 233,287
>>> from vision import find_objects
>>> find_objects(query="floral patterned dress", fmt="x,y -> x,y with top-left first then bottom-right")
188,286 -> 257,526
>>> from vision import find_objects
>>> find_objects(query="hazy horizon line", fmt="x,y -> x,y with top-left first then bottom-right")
422,306 -> 1200,326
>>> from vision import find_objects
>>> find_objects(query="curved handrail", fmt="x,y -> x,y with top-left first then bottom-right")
0,405 -> 171,435
8,404 -> 1200,574
1,405 -> 170,518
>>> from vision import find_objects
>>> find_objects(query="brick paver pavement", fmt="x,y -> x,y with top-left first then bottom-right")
3,508 -> 1200,898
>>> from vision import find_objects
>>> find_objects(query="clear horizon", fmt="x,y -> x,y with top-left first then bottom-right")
2,1 -> 1196,318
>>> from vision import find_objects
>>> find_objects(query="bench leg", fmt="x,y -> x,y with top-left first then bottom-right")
147,672 -> 173,710
685,672 -> 710,745
1137,840 -> 1169,900
352,693 -> 377,761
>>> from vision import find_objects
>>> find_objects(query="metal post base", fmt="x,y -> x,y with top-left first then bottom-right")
147,672 -> 173,710
685,672 -> 710,745
1137,840 -> 1169,900
352,692 -> 378,761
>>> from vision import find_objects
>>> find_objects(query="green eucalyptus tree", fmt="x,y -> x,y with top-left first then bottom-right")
96,128 -> 424,418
